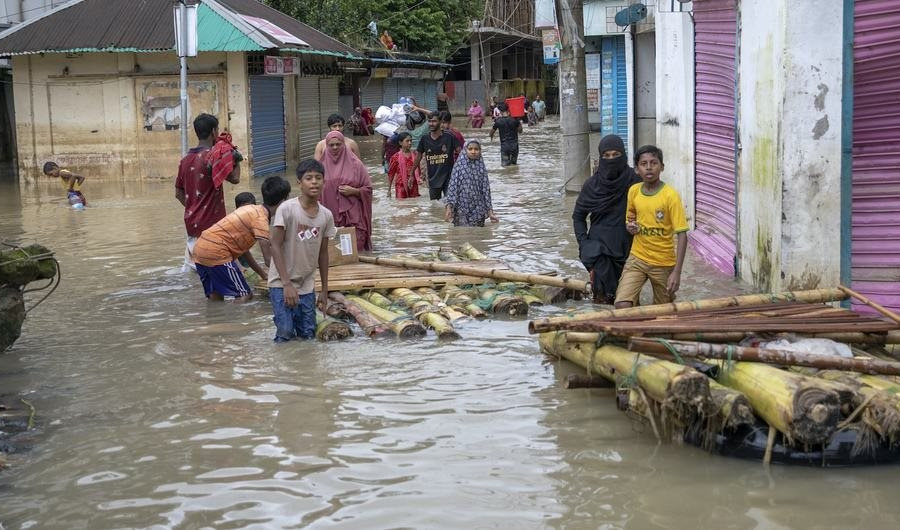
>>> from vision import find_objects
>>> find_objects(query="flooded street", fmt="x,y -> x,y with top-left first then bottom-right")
2,120 -> 899,529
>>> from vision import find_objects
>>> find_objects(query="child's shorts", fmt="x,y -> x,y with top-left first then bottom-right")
269,288 -> 316,342
614,255 -> 675,306
195,260 -> 252,298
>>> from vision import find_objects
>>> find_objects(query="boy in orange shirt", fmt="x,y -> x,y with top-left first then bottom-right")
614,145 -> 689,308
191,176 -> 289,301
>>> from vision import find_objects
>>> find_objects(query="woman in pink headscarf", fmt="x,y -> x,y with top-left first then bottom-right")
321,131 -> 373,251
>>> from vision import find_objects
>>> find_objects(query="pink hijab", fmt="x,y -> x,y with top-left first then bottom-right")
321,131 -> 373,251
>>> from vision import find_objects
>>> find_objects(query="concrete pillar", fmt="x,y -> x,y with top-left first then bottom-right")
470,36 -> 480,81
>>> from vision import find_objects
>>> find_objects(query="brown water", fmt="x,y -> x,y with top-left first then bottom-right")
2,120 -> 899,529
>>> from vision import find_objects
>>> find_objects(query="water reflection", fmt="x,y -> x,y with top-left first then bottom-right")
2,120 -> 895,528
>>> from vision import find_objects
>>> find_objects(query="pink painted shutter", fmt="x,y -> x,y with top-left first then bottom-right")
852,0 -> 900,312
692,0 -> 738,276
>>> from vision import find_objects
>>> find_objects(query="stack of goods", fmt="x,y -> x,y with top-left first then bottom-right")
531,288 -> 900,466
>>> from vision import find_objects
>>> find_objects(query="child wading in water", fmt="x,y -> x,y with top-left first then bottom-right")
43,161 -> 86,207
444,140 -> 499,227
268,159 -> 336,342
614,145 -> 689,308
387,132 -> 420,199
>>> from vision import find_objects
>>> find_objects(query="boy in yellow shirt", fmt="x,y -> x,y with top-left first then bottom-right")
43,161 -> 86,207
614,145 -> 689,308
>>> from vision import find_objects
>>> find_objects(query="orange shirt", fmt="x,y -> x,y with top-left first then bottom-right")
193,205 -> 269,266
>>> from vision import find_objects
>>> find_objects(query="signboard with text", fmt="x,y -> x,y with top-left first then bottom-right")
264,56 -> 297,75
542,29 -> 561,65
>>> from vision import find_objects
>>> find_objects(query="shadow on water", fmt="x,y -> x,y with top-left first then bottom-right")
0,119 -> 893,528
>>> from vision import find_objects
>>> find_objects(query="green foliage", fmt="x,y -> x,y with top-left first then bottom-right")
265,0 -> 483,58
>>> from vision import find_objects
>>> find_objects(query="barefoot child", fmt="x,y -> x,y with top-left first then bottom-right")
191,176 -> 288,301
267,159 -> 336,342
444,140 -> 499,227
614,145 -> 689,308
387,132 -> 420,199
43,161 -> 86,207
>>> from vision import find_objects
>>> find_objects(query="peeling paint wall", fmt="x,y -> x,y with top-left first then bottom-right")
737,0 -> 843,292
654,11 -> 695,228
12,51 -> 250,181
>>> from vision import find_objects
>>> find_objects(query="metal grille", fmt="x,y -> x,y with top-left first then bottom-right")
851,0 -> 900,312
296,76 -> 320,159
690,0 -> 738,277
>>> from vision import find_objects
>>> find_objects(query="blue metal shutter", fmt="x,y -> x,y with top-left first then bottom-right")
410,79 -> 427,110
424,80 -> 438,112
249,76 -> 286,176
599,36 -> 628,153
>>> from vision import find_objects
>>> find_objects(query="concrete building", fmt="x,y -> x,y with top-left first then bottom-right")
0,0 -> 363,181
654,0 -> 899,312
445,0 -> 547,117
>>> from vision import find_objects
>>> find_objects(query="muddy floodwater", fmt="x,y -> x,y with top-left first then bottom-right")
2,120 -> 899,528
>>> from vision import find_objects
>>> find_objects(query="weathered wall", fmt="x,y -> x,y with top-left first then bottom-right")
13,51 -> 249,181
634,31 -> 656,148
736,0 -> 842,291
774,0 -> 843,291
654,11 -> 695,228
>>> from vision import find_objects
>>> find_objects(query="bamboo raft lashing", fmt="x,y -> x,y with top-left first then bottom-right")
345,295 -> 426,339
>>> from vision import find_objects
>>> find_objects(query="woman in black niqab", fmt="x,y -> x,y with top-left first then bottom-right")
572,135 -> 641,304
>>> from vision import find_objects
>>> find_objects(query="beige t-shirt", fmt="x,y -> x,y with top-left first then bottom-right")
267,198 -> 336,293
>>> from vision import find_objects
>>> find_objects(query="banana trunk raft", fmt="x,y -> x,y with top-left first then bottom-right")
253,243 -> 586,342
534,289 -> 900,466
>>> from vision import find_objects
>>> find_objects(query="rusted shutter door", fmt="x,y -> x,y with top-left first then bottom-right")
852,0 -> 900,312
692,0 -> 738,276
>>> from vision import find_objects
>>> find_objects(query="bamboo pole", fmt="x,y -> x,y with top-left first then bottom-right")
475,287 -> 529,316
458,242 -> 487,261
387,288 -> 460,340
329,293 -> 393,338
565,330 -> 900,345
811,370 -> 900,446
629,338 -> 900,376
413,287 -> 470,321
359,255 -> 590,292
528,288 -> 848,334
715,362 -> 841,445
316,310 -> 353,341
564,374 -> 615,389
839,285 -> 900,324
439,285 -> 489,319
345,295 -> 426,339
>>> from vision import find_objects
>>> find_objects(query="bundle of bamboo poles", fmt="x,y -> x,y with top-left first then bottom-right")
535,288 -> 900,463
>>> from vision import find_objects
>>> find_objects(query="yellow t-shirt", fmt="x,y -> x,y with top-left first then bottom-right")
58,169 -> 81,191
626,182 -> 689,266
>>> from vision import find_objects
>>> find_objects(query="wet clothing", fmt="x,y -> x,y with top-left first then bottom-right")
176,146 -> 226,237
493,117 -> 521,166
269,289 -> 316,341
321,131 -> 373,251
192,205 -> 269,267
58,169 -> 87,205
572,135 -> 641,303
445,142 -> 493,227
615,255 -> 675,306
417,131 -> 459,196
532,99 -> 546,120
468,104 -> 485,128
196,260 -> 252,299
208,132 -> 242,188
267,198 -> 336,294
626,182 -> 689,266
388,150 -> 420,199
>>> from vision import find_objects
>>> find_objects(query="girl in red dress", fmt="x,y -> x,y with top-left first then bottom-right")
387,132 -> 420,199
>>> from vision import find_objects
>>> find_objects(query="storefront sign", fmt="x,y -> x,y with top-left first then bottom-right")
585,53 -> 601,111
264,56 -> 297,75
542,29 -> 561,65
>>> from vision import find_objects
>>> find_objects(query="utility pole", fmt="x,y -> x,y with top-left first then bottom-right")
556,0 -> 591,193
174,1 -> 197,156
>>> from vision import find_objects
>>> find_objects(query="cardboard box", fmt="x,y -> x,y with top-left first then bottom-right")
327,226 -> 358,267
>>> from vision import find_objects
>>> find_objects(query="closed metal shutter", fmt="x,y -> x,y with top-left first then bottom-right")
319,77 -> 340,137
691,0 -> 738,276
851,0 -> 900,312
249,76 -> 286,176
296,76 -> 320,159
360,78 -> 384,110
410,79 -> 427,110
424,80 -> 438,112
600,36 -> 628,152
382,78 -> 399,108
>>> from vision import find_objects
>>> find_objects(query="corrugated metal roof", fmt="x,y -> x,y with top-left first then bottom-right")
0,0 -> 360,57
217,0 -> 361,57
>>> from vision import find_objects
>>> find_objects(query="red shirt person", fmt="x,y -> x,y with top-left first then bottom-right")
175,113 -> 240,271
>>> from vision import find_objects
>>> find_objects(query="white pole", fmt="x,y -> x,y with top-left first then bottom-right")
179,1 -> 189,156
